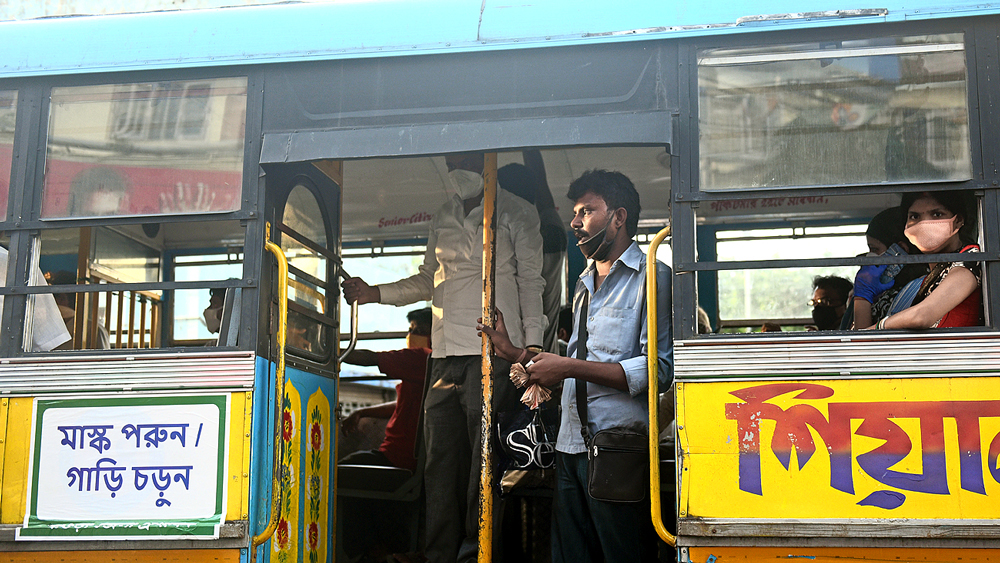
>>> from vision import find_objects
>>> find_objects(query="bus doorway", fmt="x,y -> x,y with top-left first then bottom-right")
254,161 -> 342,563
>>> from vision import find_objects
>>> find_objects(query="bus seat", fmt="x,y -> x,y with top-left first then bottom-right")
216,287 -> 241,347
336,357 -> 430,561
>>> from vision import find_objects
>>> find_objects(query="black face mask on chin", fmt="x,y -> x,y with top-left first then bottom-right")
577,212 -> 617,261
811,305 -> 840,330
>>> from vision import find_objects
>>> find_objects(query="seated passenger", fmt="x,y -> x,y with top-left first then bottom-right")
339,307 -> 431,471
338,307 -> 431,563
0,246 -> 70,351
867,190 -> 981,329
852,207 -> 928,329
809,275 -> 853,330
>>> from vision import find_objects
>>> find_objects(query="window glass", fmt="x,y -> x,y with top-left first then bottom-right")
699,34 -> 971,190
0,90 -> 15,219
715,226 -> 865,330
42,77 -> 246,218
29,220 -> 244,350
281,184 -> 331,357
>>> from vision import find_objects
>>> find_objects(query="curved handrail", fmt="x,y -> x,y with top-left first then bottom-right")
337,267 -> 359,363
251,222 -> 290,563
646,225 -> 677,547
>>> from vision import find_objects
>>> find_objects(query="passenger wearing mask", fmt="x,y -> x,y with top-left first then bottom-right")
852,206 -> 927,329
479,169 -> 672,563
809,276 -> 853,330
866,190 -> 981,329
342,152 -> 544,563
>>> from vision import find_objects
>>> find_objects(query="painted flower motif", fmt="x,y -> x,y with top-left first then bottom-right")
309,421 -> 324,452
282,462 -> 296,489
308,521 -> 320,550
275,518 -> 291,550
282,409 -> 296,442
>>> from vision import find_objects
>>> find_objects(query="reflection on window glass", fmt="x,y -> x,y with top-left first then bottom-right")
42,77 -> 246,218
282,184 -> 328,315
0,90 -> 15,219
699,34 -> 971,190
281,183 -> 331,357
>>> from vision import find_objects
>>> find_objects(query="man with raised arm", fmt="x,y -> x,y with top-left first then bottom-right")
479,169 -> 673,563
341,151 -> 545,563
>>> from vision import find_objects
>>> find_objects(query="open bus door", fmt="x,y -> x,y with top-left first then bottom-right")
252,161 -> 342,563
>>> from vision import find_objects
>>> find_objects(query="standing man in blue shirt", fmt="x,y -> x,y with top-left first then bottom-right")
479,169 -> 673,563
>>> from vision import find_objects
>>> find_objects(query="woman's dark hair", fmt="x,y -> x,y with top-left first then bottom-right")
900,190 -> 977,244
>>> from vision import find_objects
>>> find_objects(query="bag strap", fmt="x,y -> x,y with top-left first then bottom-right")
575,286 -> 591,444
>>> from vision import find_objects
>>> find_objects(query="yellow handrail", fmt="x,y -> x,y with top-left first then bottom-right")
646,225 -> 676,547
251,222 -> 290,563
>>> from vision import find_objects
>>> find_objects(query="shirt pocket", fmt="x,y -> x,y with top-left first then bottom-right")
588,306 -> 633,357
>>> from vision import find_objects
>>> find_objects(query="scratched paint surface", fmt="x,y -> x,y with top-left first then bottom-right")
679,377 -> 1000,519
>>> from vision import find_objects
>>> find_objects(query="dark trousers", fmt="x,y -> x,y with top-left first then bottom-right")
551,451 -> 656,563
423,355 -> 518,563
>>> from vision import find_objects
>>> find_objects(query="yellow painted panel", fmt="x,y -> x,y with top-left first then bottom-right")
273,383 -> 302,563
680,377 -> 1000,520
226,391 -> 251,521
304,388 -> 332,563
241,390 -> 254,521
4,549 -> 241,562
687,546 -> 1000,563
1,398 -> 34,524
0,397 -> 8,513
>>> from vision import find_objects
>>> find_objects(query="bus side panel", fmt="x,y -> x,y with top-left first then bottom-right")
685,547 -> 1000,563
0,398 -> 33,524
228,391 -> 253,522
678,376 -> 1000,524
249,359 -> 336,563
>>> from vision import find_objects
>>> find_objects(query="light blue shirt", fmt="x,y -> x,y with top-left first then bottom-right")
556,241 -> 673,454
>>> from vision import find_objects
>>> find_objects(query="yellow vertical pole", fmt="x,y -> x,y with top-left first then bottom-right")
646,226 -> 676,547
478,152 -> 498,563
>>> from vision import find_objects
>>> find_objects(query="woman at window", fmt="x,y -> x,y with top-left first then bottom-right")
866,190 -> 981,329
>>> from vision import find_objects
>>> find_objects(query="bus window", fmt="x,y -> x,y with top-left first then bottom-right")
32,219 -> 245,350
280,182 -> 333,358
173,251 -> 243,343
699,33 -> 971,190
694,191 -> 985,333
714,225 -> 866,332
41,77 -> 246,218
0,89 -> 14,219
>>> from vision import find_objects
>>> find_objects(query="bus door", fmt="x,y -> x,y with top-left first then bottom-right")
253,161 -> 342,563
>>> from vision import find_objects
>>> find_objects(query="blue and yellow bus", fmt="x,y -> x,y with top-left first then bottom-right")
1,1 -> 1000,562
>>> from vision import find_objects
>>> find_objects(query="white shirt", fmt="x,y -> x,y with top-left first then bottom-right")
0,247 -> 72,352
378,189 -> 545,358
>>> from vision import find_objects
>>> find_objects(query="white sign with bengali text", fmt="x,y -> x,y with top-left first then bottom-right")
18,395 -> 229,540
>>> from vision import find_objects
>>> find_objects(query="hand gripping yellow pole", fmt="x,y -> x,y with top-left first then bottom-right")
251,222 -> 290,563
646,225 -> 676,547
478,152 -> 498,563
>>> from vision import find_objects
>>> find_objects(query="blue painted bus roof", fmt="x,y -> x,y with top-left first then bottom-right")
3,0 -> 1000,79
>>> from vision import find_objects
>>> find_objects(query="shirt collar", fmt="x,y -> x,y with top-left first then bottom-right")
579,240 -> 642,288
